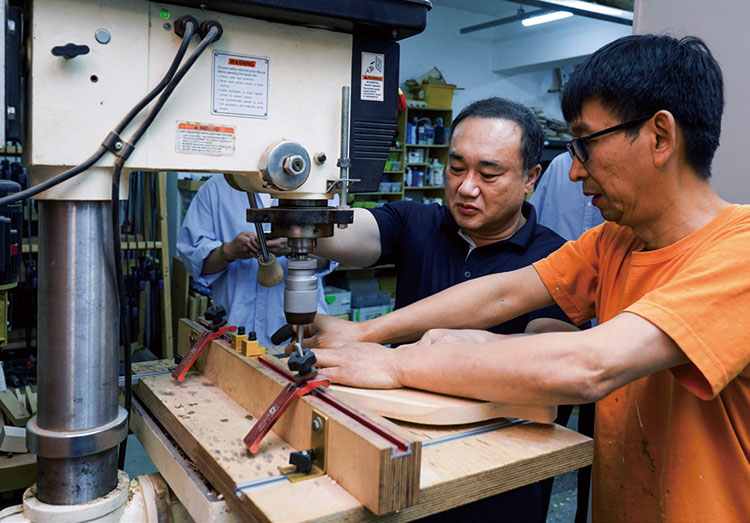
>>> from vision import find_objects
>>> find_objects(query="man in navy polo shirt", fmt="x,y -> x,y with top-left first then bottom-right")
316,97 -> 571,335
314,97 -> 573,521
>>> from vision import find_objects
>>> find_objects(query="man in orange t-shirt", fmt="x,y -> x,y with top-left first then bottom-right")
303,35 -> 750,521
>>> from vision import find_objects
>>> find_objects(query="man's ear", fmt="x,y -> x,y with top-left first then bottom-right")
524,164 -> 542,193
651,110 -> 677,168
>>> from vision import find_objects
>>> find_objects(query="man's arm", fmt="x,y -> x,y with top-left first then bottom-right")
308,265 -> 555,346
314,208 -> 382,267
313,312 -> 689,405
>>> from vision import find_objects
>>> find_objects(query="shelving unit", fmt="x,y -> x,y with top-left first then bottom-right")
348,105 -> 453,209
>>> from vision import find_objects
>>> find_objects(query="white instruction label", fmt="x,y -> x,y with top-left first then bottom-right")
361,52 -> 385,102
212,51 -> 269,118
175,121 -> 236,157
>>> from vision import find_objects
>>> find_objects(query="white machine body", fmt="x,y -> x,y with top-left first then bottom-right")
26,0 -> 352,200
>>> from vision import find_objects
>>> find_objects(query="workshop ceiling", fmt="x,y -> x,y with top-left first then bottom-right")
430,1 -> 634,16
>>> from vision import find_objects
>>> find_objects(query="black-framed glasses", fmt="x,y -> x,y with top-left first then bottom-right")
566,114 -> 654,163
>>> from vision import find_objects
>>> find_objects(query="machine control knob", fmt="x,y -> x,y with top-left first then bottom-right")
259,141 -> 311,191
51,43 -> 90,59
289,449 -> 315,474
288,348 -> 317,378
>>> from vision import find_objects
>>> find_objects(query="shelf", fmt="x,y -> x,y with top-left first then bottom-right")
405,143 -> 448,148
383,170 -> 404,174
405,105 -> 453,112
404,186 -> 444,191
22,237 -> 163,254
389,147 -> 403,152
406,162 -> 431,167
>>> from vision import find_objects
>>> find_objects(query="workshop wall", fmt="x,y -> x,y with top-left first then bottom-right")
398,4 -> 630,121
398,4 -> 564,120
634,0 -> 750,204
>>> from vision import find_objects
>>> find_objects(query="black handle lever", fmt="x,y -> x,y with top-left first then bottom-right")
51,43 -> 90,59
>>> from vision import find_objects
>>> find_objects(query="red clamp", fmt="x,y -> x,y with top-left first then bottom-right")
243,372 -> 330,455
172,323 -> 236,382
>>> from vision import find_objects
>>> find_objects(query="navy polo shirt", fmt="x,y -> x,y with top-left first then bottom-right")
369,200 -> 571,334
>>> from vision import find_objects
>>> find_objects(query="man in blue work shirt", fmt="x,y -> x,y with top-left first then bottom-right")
176,174 -> 335,348
314,97 -> 574,521
531,152 -> 605,241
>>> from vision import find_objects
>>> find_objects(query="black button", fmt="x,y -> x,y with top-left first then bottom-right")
464,271 -> 471,278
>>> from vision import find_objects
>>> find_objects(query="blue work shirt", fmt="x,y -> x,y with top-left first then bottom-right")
176,175 -> 335,347
370,199 -> 571,334
531,153 -> 605,241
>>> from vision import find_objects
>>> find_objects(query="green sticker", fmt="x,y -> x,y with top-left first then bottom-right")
325,296 -> 335,304
159,9 -> 170,20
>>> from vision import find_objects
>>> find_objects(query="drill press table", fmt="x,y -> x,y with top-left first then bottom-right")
129,319 -> 592,522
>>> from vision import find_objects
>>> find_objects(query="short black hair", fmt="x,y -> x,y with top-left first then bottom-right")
450,97 -> 544,174
562,34 -> 724,179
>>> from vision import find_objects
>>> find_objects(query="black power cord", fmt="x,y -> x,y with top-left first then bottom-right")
114,21 -> 222,470
0,15 -> 199,208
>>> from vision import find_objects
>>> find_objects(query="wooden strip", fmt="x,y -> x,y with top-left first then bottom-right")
130,396 -> 240,522
327,385 -> 557,425
156,172 -> 174,358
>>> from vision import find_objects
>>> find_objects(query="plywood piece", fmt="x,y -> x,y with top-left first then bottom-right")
0,452 -> 36,493
134,371 -> 292,521
130,396 -> 240,522
327,385 -> 557,425
0,426 -> 27,453
0,390 -> 30,426
24,386 -> 37,416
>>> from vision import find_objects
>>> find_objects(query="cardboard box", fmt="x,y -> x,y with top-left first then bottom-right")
324,286 -> 352,316
409,84 -> 456,110
351,304 -> 393,322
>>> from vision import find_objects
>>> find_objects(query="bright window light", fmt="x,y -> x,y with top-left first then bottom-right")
522,11 -> 573,26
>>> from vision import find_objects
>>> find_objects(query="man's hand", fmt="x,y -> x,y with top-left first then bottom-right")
223,231 -> 263,260
266,237 -> 291,257
284,315 -> 369,354
313,342 -> 402,389
404,328 -> 508,347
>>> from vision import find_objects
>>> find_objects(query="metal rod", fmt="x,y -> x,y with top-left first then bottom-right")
247,192 -> 272,262
338,86 -> 351,209
36,201 -> 120,504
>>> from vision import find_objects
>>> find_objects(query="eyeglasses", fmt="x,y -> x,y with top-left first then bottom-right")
566,114 -> 653,163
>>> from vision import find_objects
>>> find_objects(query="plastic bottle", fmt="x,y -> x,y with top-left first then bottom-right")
434,117 -> 445,145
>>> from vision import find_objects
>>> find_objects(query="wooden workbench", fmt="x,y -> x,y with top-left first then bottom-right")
131,321 -> 593,521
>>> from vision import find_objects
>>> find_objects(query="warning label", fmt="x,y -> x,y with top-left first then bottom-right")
175,122 -> 236,157
212,51 -> 269,118
361,52 -> 385,102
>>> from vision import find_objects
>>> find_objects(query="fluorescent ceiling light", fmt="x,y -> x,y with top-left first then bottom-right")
522,10 -> 573,26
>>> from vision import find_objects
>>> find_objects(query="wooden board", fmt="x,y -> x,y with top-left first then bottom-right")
327,385 -> 557,425
185,326 -> 422,515
133,358 -> 594,522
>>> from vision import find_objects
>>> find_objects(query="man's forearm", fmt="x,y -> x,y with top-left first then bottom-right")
202,244 -> 230,275
361,265 -> 553,344
390,313 -> 688,405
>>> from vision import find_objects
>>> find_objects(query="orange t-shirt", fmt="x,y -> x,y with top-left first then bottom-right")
533,204 -> 750,522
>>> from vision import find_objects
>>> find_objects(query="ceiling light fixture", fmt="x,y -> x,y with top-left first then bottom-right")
521,10 -> 573,26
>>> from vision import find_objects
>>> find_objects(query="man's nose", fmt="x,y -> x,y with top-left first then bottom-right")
458,171 -> 480,197
569,157 -> 588,183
